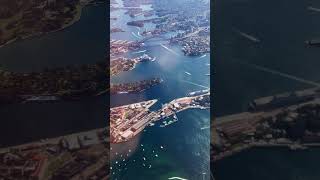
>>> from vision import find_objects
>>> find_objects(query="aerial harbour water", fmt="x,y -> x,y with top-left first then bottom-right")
0,3 -> 107,147
0,4 -> 106,73
213,0 -> 320,179
110,0 -> 210,179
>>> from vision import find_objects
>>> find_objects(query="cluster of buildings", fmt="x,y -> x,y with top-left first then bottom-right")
110,57 -> 137,76
212,88 -> 320,161
0,150 -> 47,179
111,92 -> 210,143
0,128 -> 109,179
110,77 -> 162,94
0,62 -> 107,104
110,40 -> 141,56
110,100 -> 158,143
145,2 -> 210,56
159,93 -> 210,118
181,35 -> 210,56
110,54 -> 155,76
111,28 -> 124,33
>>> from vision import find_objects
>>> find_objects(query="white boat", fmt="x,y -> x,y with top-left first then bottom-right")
184,71 -> 191,75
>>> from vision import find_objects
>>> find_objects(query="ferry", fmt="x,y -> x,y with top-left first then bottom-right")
139,54 -> 154,61
24,95 -> 60,102
188,89 -> 210,96
160,118 -> 178,128
307,6 -> 320,12
305,39 -> 320,46
173,114 -> 178,120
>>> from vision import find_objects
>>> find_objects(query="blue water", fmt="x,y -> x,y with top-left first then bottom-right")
110,1 -> 210,179
0,4 -> 107,72
0,4 -> 107,147
213,0 -> 320,179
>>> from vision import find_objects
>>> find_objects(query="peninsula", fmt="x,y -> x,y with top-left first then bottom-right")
110,90 -> 210,143
0,0 -> 104,48
212,88 -> 320,162
0,128 -> 109,180
110,78 -> 163,94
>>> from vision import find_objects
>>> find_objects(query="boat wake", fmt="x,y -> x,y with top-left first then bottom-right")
160,44 -> 180,56
199,54 -> 207,59
132,50 -> 147,54
233,28 -> 260,43
168,177 -> 188,180
308,6 -> 320,12
240,61 -> 320,87
180,80 -> 209,89
201,126 -> 210,130
131,32 -> 140,39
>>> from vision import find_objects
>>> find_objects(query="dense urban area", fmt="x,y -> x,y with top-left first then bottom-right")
0,128 -> 109,179
111,90 -> 210,143
212,88 -> 320,162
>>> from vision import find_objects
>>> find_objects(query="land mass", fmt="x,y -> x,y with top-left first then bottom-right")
212,88 -> 320,162
110,77 -> 163,94
110,90 -> 210,143
110,53 -> 155,76
0,62 -> 107,104
0,0 -> 104,48
0,128 -> 109,180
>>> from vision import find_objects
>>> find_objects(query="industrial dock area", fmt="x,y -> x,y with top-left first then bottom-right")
111,91 -> 210,143
0,128 -> 109,180
212,88 -> 320,161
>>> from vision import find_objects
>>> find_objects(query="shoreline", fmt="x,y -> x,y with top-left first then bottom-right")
213,142 -> 320,162
212,88 -> 320,162
212,143 -> 320,162
111,93 -> 210,144
0,1 -> 105,49
0,127 -> 106,153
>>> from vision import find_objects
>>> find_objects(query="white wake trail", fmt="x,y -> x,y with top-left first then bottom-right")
160,44 -> 180,56
241,61 -> 320,87
233,28 -> 260,43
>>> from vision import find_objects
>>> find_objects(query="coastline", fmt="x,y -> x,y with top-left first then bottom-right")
111,93 -> 210,144
0,1 -> 103,49
212,88 -> 320,162
0,127 -> 106,152
213,141 -> 320,162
